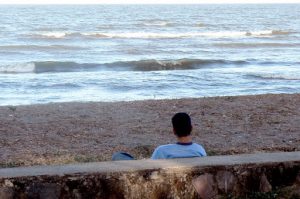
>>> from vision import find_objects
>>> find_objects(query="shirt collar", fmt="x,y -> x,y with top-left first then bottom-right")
176,142 -> 193,146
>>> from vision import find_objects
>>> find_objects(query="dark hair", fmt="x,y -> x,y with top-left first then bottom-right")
172,112 -> 192,137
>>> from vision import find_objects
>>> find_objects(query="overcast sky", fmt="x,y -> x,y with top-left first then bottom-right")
2,0 -> 300,4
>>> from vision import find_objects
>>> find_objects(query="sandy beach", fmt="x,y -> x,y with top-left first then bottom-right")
0,93 -> 300,167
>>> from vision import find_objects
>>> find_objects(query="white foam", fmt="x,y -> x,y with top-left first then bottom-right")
260,74 -> 300,80
0,63 -> 35,73
30,29 -> 290,40
142,20 -> 170,26
39,32 -> 68,38
83,32 -> 233,39
83,30 -> 289,39
248,72 -> 300,80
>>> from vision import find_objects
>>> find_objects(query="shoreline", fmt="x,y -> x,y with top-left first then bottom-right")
1,93 -> 300,167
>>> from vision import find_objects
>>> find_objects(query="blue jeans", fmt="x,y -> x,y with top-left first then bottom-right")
112,152 -> 134,161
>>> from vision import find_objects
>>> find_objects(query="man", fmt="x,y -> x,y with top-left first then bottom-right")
151,112 -> 206,159
112,112 -> 206,161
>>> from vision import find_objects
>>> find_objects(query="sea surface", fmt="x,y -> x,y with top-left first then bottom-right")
0,4 -> 300,105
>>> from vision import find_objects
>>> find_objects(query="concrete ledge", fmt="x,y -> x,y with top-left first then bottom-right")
1,152 -> 300,199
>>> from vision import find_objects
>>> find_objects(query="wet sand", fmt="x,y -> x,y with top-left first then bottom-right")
1,93 -> 300,167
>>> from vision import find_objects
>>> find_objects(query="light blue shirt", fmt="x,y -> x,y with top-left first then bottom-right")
151,142 -> 207,159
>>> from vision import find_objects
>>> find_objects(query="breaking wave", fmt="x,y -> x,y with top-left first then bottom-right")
214,42 -> 300,48
0,59 -> 248,74
139,20 -> 172,27
0,63 -> 36,73
0,45 -> 86,51
28,30 -> 294,39
246,73 -> 300,80
245,30 -> 291,36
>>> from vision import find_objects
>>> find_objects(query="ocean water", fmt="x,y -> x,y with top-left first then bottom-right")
0,4 -> 300,105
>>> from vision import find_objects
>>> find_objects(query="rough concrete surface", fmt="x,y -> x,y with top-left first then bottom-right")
0,152 -> 299,199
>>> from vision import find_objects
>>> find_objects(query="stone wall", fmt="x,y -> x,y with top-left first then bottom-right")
0,152 -> 299,199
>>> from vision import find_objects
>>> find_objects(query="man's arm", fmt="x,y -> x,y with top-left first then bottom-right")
151,146 -> 165,159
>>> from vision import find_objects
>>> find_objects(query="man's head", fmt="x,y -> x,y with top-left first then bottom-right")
172,112 -> 192,137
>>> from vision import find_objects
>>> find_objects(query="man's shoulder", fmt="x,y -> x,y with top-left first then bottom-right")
191,143 -> 207,156
155,144 -> 177,150
191,143 -> 205,148
191,143 -> 206,150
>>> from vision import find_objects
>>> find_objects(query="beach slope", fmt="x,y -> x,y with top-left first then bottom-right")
1,93 -> 299,167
